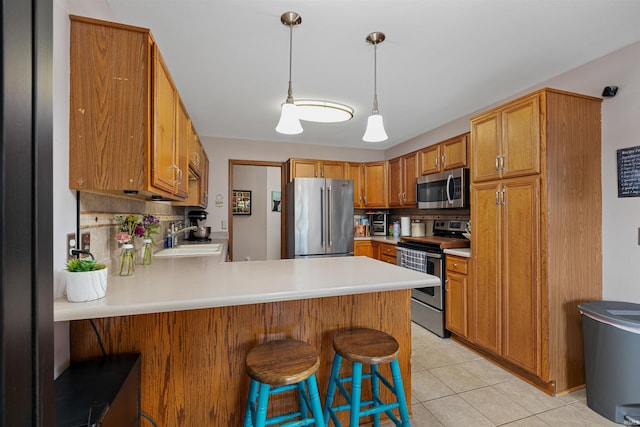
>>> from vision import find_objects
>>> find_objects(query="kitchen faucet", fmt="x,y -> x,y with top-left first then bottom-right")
169,225 -> 197,247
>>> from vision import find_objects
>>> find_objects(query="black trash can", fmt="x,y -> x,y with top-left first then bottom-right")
579,301 -> 640,425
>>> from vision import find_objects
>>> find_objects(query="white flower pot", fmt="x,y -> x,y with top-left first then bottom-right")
65,268 -> 108,302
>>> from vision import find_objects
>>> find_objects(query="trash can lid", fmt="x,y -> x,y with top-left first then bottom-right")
578,301 -> 640,329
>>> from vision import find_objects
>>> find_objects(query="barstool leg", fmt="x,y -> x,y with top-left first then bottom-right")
254,382 -> 271,427
350,362 -> 363,427
324,354 -> 343,426
244,379 -> 259,427
306,374 -> 325,426
389,359 -> 410,426
370,364 -> 381,427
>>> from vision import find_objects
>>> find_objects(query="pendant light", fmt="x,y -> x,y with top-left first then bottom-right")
275,12 -> 303,135
362,32 -> 388,143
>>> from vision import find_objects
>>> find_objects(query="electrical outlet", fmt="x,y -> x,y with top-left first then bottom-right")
221,220 -> 227,230
81,232 -> 90,253
66,233 -> 76,261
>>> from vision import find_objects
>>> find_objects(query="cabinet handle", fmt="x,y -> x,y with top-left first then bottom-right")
173,165 -> 183,184
452,263 -> 457,267
435,157 -> 439,168
444,278 -> 449,291
500,155 -> 505,172
501,188 -> 506,205
403,192 -> 406,201
364,196 -> 367,205
441,154 -> 446,167
321,168 -> 324,178
495,156 -> 500,171
495,191 -> 499,205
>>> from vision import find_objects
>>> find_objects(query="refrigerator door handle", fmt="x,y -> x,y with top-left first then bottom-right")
320,186 -> 326,248
327,186 -> 332,247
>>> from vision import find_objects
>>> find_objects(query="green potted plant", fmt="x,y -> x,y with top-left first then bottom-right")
65,258 -> 108,302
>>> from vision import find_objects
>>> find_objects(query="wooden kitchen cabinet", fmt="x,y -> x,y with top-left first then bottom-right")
69,16 -> 190,200
469,88 -> 602,394
346,162 -> 364,208
376,242 -> 397,265
354,240 -> 373,258
189,131 -> 203,178
287,159 -> 345,180
388,152 -> 418,207
363,161 -> 388,208
419,133 -> 468,175
175,148 -> 209,208
445,255 -> 470,339
173,97 -> 190,199
471,94 -> 540,183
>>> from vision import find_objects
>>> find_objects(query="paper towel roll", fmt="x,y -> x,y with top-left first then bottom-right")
400,217 -> 411,236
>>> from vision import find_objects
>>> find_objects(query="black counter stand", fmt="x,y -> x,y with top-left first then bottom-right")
54,353 -> 141,427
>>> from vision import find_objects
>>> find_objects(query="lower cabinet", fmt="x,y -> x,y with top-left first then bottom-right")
445,255 -> 470,339
376,242 -> 397,265
354,240 -> 373,258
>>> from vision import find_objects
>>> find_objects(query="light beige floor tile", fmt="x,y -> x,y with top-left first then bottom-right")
423,395 -> 494,427
412,347 -> 460,369
501,415 -> 550,426
409,403 -> 445,427
457,357 -> 515,385
535,401 -> 619,426
411,370 -> 455,403
411,357 -> 427,373
429,364 -> 489,393
493,379 -> 566,414
557,387 -> 587,405
460,385 -> 532,425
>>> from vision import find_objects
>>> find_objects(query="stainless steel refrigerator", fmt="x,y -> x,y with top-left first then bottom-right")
286,178 -> 354,258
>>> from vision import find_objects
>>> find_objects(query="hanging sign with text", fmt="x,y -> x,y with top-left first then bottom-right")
617,146 -> 640,197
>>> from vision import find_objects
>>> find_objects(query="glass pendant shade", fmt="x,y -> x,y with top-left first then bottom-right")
363,113 -> 388,142
276,102 -> 303,134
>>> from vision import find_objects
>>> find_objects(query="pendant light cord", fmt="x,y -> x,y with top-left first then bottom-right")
286,23 -> 294,102
372,42 -> 379,114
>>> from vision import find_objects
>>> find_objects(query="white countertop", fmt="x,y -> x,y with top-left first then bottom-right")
444,247 -> 471,258
54,255 -> 439,322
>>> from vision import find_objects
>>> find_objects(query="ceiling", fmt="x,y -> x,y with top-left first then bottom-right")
95,0 -> 640,150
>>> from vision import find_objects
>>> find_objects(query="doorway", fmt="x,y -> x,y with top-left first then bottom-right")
228,160 -> 285,261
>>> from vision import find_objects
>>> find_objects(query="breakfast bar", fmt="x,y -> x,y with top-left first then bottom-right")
55,255 -> 438,426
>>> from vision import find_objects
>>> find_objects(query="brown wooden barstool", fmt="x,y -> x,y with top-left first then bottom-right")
244,339 -> 325,427
324,328 -> 410,427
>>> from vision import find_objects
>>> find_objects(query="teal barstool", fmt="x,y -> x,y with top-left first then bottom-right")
324,328 -> 410,427
244,339 -> 325,427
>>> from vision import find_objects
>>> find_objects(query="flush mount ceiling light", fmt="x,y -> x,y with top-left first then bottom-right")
275,11 -> 303,135
362,31 -> 388,143
295,99 -> 354,123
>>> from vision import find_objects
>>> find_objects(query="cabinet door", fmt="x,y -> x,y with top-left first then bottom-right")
471,112 -> 501,183
441,133 -> 468,171
190,131 -> 202,177
354,240 -> 373,258
363,161 -> 388,208
471,182 -> 501,354
388,157 -> 403,207
419,144 -> 441,175
153,47 -> 178,194
445,256 -> 469,338
501,176 -> 540,375
174,99 -> 190,198
501,94 -> 541,179
346,162 -> 364,207
403,152 -> 418,206
320,161 -> 345,179
289,159 -> 318,180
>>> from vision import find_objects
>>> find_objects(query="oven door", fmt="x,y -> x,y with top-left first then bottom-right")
417,168 -> 469,209
396,246 -> 444,310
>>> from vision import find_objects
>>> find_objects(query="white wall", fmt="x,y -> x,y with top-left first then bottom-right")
266,167 -> 281,260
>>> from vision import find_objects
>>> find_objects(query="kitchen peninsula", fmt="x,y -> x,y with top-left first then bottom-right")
55,255 -> 437,426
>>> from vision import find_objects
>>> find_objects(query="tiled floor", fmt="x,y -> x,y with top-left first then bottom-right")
403,322 -> 619,426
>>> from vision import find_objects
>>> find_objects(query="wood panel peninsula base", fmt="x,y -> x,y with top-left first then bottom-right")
69,290 -> 412,426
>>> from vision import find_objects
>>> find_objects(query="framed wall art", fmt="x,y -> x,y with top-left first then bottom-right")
232,190 -> 252,215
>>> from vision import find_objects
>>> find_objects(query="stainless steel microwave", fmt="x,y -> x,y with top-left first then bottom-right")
417,168 -> 469,209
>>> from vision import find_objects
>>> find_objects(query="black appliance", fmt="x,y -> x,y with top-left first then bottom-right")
417,167 -> 469,209
185,210 -> 210,242
396,219 -> 469,337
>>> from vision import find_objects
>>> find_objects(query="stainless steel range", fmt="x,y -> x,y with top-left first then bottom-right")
396,219 -> 470,337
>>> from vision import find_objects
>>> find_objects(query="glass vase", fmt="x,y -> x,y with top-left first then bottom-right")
141,238 -> 153,265
119,243 -> 135,276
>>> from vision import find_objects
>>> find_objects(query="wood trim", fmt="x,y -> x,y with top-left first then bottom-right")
69,291 -> 413,426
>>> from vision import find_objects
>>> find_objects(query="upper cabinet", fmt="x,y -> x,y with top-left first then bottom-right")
363,161 -> 388,208
69,16 -> 196,201
471,94 -> 540,182
287,159 -> 345,180
346,162 -> 364,208
419,133 -> 469,176
388,152 -> 418,207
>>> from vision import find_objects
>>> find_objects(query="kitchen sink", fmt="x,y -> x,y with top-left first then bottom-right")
155,243 -> 223,257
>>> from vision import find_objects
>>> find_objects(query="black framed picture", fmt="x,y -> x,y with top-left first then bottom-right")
232,190 -> 252,215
